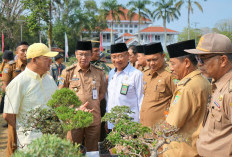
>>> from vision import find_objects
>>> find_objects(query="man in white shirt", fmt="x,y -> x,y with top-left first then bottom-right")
107,43 -> 143,130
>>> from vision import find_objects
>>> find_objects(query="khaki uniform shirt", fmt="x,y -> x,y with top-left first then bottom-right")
197,70 -> 232,157
2,59 -> 26,83
140,66 -> 176,127
165,70 -> 211,156
59,63 -> 107,126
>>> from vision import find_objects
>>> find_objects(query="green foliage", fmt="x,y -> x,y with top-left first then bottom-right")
13,134 -> 82,157
47,88 -> 93,130
213,19 -> 232,41
178,27 -> 202,43
21,88 -> 93,137
102,105 -> 134,124
64,57 -> 77,67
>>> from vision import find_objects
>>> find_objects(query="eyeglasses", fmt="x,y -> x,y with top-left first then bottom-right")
195,54 -> 221,64
78,53 -> 91,57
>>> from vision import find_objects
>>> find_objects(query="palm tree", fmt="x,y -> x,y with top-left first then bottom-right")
101,0 -> 126,44
152,0 -> 181,51
176,0 -> 204,40
126,0 -> 151,44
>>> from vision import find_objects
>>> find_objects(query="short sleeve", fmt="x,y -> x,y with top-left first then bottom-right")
2,64 -> 13,83
223,93 -> 232,124
3,80 -> 23,114
166,89 -> 196,128
58,69 -> 69,88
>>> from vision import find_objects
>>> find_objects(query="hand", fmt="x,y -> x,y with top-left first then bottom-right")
75,102 -> 94,113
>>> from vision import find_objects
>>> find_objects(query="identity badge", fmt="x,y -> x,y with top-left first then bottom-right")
120,84 -> 129,95
92,88 -> 98,100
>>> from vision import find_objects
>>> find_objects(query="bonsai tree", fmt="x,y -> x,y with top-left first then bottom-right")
13,134 -> 83,157
21,88 -> 93,137
102,106 -> 188,157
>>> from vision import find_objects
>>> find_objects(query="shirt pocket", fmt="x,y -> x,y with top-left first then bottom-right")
209,107 -> 222,134
69,80 -> 82,94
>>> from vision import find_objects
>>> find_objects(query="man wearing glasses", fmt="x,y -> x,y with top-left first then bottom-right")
185,33 -> 232,157
59,41 -> 107,151
106,43 -> 143,131
163,40 -> 211,157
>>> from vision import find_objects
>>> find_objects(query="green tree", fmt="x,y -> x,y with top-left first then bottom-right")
22,0 -> 61,48
127,0 -> 151,44
213,19 -> 232,41
101,0 -> 126,44
178,27 -> 202,44
152,0 -> 181,51
176,0 -> 205,40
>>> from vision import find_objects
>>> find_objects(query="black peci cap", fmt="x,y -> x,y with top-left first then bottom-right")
54,53 -> 64,61
144,42 -> 163,55
76,41 -> 92,51
3,50 -> 14,60
135,45 -> 145,54
167,40 -> 195,58
111,43 -> 128,54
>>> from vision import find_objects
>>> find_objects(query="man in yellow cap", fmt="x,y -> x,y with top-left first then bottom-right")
185,33 -> 232,157
3,43 -> 58,150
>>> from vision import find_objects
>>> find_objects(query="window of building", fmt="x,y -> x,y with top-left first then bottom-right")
120,30 -> 123,33
135,24 -> 138,28
155,35 -> 160,40
120,24 -> 123,28
130,24 -> 133,28
130,30 -> 133,33
115,24 -> 118,28
125,30 -> 128,33
125,24 -> 128,28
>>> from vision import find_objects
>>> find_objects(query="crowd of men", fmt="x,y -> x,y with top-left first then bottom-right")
1,33 -> 232,157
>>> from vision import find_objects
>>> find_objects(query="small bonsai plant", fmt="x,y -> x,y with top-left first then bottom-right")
21,88 -> 93,137
102,106 -> 188,157
13,134 -> 82,157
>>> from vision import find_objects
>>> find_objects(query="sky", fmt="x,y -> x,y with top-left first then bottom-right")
96,0 -> 232,32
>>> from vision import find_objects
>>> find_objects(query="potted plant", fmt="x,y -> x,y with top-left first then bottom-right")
101,106 -> 188,157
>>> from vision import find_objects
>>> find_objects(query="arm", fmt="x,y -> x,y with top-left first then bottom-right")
135,72 -> 144,111
99,71 -> 107,101
3,113 -> 16,128
2,64 -> 12,92
58,69 -> 69,89
166,89 -> 196,128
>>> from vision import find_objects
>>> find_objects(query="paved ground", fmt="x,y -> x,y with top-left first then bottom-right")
0,114 -> 7,157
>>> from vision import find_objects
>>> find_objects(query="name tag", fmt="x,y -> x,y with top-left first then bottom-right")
92,88 -> 98,100
120,84 -> 129,95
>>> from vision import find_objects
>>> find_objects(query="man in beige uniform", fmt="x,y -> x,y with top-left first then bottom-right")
2,42 -> 28,157
185,33 -> 232,157
140,42 -> 176,127
59,41 -> 107,151
164,40 -> 211,157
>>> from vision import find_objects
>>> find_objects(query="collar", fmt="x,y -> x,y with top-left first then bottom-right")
76,63 -> 92,72
114,62 -> 131,75
148,65 -> 165,77
177,69 -> 201,86
25,67 -> 47,80
214,69 -> 232,92
16,59 -> 26,68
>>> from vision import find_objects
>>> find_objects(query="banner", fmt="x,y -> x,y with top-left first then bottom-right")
100,32 -> 103,51
64,32 -> 68,62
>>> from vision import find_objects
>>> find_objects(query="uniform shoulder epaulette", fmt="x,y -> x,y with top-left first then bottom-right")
229,79 -> 232,93
178,78 -> 191,86
91,64 -> 103,71
66,64 -> 76,71
8,60 -> 16,65
143,68 -> 150,73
